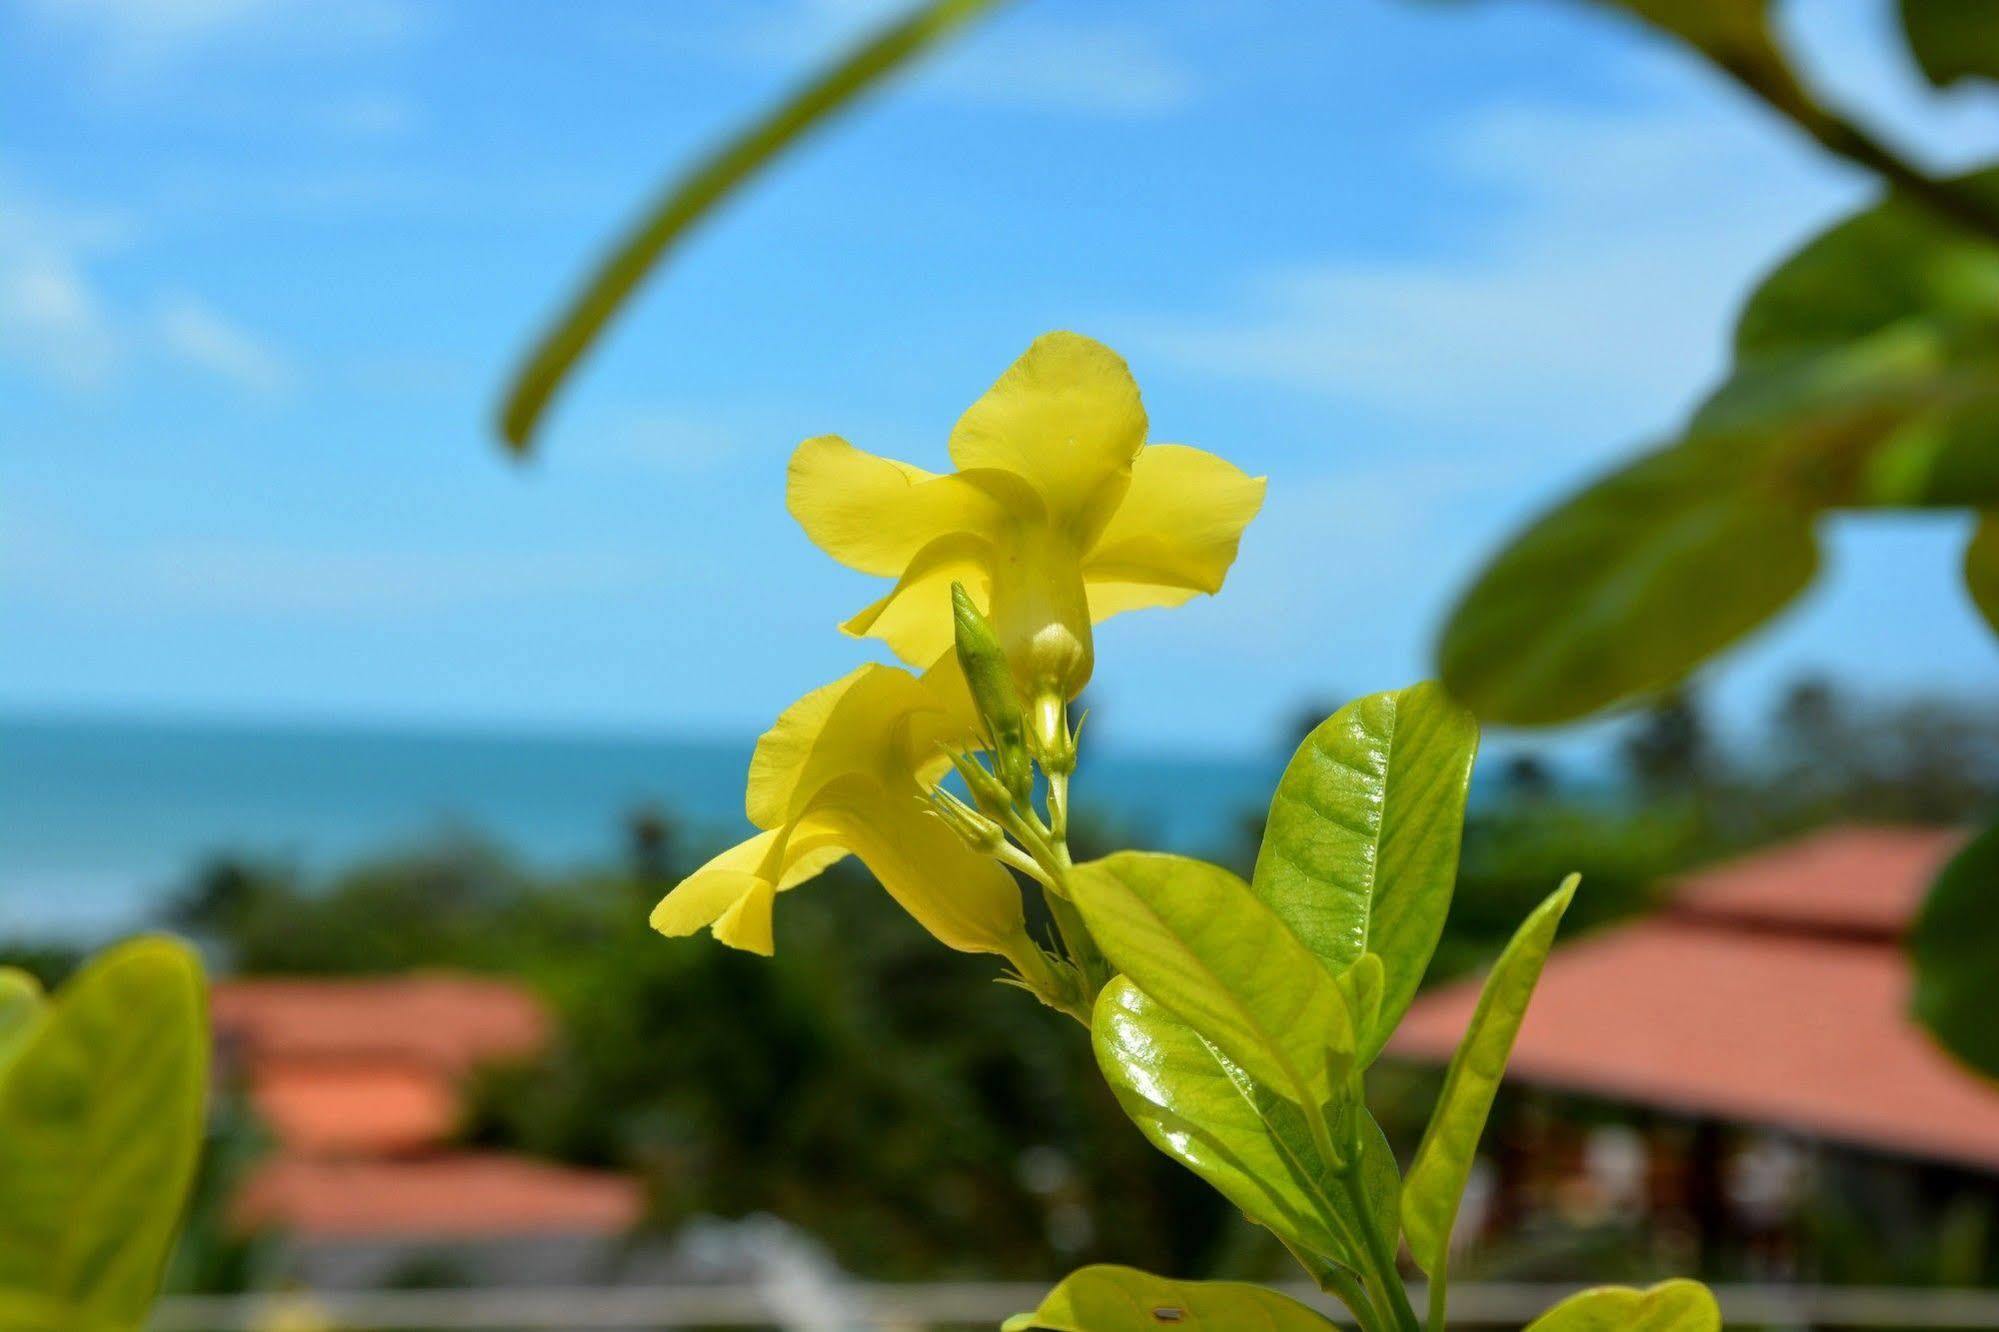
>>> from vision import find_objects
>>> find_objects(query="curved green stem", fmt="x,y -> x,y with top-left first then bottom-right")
1425,1270 -> 1447,1332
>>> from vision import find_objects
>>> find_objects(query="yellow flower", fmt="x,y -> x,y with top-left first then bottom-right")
649,661 -> 1026,958
787,331 -> 1265,708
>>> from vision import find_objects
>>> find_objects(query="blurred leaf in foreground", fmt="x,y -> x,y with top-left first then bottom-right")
1911,822 -> 1999,1077
1003,1264 -> 1336,1331
498,0 -> 1004,454
1440,163 -> 1999,725
0,936 -> 208,1332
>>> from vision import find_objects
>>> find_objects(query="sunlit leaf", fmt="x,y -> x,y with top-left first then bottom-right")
1402,876 -> 1576,1277
1437,440 -> 1817,725
1093,977 -> 1399,1272
1911,821 -> 1999,1076
1068,853 -> 1353,1108
1002,1264 -> 1337,1331
497,0 -> 1006,454
0,937 -> 208,1332
0,970 -> 41,1070
1900,0 -> 1999,89
1524,1279 -> 1722,1332
1252,682 -> 1477,1063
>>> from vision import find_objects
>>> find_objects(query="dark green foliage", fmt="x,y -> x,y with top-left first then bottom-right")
173,832 -> 1255,1282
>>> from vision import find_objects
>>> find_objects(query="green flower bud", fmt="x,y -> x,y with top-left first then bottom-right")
952,583 -> 1034,801
947,748 -> 1016,821
927,788 -> 1006,855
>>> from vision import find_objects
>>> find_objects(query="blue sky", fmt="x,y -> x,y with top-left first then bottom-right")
4,0 -> 1998,755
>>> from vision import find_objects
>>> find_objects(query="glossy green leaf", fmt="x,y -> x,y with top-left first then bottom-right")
1252,682 -> 1477,1063
1966,514 -> 1999,638
1002,1264 -> 1336,1332
0,936 -> 208,1332
1068,853 -> 1353,1109
1911,821 -> 1999,1076
1093,977 -> 1400,1271
1438,440 -> 1818,725
1901,0 -> 1999,89
1403,875 -> 1577,1276
498,0 -> 1004,454
0,970 -> 42,1069
1524,1279 -> 1722,1332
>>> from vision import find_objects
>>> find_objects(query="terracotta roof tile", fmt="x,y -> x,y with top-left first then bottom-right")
212,975 -> 547,1076
237,1153 -> 644,1239
1390,828 -> 1999,1170
1668,825 -> 1965,938
249,1060 -> 459,1158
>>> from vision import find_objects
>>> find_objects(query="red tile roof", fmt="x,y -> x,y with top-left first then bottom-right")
250,1060 -> 458,1158
1390,827 -> 1999,1171
1668,825 -> 1966,938
212,975 -> 548,1076
237,1153 -> 644,1239
211,974 -> 641,1240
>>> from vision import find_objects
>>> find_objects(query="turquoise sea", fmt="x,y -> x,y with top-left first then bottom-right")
1,714 -> 1286,940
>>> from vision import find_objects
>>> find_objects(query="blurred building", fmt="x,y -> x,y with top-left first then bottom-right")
212,974 -> 643,1288
1389,827 -> 1999,1282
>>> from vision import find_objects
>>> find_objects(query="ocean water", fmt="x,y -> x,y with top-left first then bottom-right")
0,714 -> 1284,940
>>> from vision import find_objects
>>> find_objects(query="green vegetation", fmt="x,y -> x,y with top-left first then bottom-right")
0,940 -> 208,1332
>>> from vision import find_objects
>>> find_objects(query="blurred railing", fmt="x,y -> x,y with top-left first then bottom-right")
150,1282 -> 1999,1329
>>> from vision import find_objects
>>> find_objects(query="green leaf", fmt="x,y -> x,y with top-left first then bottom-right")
1524,1279 -> 1722,1332
0,936 -> 209,1332
1721,164 -> 1999,510
1966,514 -> 1999,638
1438,440 -> 1818,725
1911,821 -> 1999,1076
1901,0 -> 1999,89
1251,682 -> 1477,1063
1002,1265 -> 1337,1332
1735,167 -> 1999,362
1092,978 -> 1400,1272
1068,853 -> 1353,1109
0,970 -> 42,1070
497,0 -> 1004,454
1402,876 -> 1577,1276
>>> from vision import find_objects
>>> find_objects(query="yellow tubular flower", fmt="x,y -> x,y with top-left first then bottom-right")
648,661 -> 1027,958
787,331 -> 1266,708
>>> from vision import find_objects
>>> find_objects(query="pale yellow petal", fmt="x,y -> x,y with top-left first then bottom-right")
711,878 -> 778,955
803,773 -> 1025,955
745,663 -> 955,828
948,332 -> 1146,537
1084,444 -> 1265,608
839,532 -> 992,667
787,435 -> 1006,577
648,831 -> 776,937
648,830 -> 850,956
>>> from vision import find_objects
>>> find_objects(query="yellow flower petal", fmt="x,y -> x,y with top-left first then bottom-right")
803,774 -> 1025,955
948,332 -> 1146,538
744,663 -> 977,829
711,877 -> 778,955
649,830 -> 847,956
787,435 -> 1007,577
1083,443 -> 1266,605
839,532 -> 993,667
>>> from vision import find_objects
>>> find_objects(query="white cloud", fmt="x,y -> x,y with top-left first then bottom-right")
725,0 -> 1195,119
155,295 -> 294,395
0,177 -> 127,387
1124,3 -> 1999,463
19,0 -> 421,77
